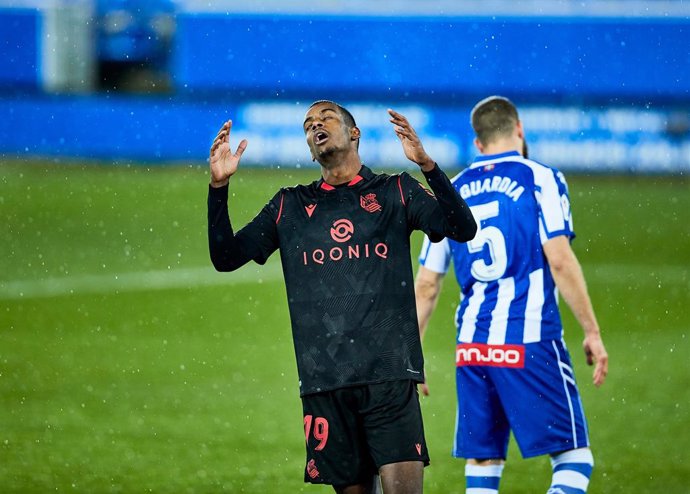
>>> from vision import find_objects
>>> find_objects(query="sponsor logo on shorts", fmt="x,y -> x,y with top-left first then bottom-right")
415,443 -> 422,455
306,459 -> 320,479
456,343 -> 525,368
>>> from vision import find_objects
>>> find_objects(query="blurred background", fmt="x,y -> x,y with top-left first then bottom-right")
1,0 -> 689,170
1,1 -> 689,493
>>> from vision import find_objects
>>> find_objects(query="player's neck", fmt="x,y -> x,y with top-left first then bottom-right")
319,155 -> 363,186
481,134 -> 524,157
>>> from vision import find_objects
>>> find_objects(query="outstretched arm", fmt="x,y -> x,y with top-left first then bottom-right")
207,120 -> 278,271
544,235 -> 609,387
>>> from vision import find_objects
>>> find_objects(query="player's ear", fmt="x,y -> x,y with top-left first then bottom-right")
516,120 -> 525,140
473,137 -> 484,153
350,126 -> 361,142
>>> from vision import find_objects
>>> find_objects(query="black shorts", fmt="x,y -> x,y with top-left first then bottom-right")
301,379 -> 430,486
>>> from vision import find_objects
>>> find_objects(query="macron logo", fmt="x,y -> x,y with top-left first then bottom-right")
305,204 -> 317,218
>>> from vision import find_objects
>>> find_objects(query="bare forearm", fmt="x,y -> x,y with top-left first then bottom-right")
415,272 -> 444,341
416,296 -> 437,341
550,254 -> 600,337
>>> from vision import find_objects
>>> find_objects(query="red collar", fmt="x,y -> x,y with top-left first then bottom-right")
319,173 -> 364,191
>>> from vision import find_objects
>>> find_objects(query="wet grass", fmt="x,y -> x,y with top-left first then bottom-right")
1,160 -> 688,492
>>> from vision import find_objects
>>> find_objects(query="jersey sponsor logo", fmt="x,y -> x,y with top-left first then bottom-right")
483,163 -> 495,171
360,193 -> 382,213
302,242 -> 389,265
330,219 -> 354,242
305,204 -> 317,218
303,219 -> 389,265
456,343 -> 525,368
459,175 -> 525,202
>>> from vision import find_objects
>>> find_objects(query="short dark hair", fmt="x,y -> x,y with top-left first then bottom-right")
308,100 -> 357,128
470,96 -> 519,146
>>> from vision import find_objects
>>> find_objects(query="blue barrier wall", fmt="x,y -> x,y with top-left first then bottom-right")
1,7 -> 689,172
174,14 -> 690,102
0,8 -> 40,90
2,94 -> 689,173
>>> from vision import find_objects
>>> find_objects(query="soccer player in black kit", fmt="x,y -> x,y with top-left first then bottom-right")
208,101 -> 477,494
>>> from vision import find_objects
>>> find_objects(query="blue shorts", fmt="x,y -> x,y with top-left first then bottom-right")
454,339 -> 589,459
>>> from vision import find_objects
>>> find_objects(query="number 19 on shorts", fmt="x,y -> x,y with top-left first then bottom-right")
304,415 -> 330,451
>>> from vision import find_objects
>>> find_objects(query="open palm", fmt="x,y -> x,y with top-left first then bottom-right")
209,120 -> 248,187
387,109 -> 435,171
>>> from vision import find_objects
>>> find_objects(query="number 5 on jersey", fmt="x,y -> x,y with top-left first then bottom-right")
467,201 -> 507,282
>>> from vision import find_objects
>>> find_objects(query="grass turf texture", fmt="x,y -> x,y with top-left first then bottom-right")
1,160 -> 688,493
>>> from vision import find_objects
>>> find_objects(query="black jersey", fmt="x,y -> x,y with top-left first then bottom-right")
208,164 -> 475,396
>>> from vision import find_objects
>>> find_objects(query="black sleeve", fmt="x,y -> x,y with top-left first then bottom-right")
207,184 -> 280,271
402,164 -> 477,243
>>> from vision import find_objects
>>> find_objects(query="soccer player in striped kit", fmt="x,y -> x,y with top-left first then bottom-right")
415,96 -> 609,494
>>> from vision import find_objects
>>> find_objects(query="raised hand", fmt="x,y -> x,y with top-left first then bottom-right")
209,120 -> 248,187
388,109 -> 435,172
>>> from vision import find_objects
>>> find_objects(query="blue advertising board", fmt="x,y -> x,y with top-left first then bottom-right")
173,13 -> 690,102
0,8 -> 40,90
0,4 -> 688,172
1,95 -> 688,173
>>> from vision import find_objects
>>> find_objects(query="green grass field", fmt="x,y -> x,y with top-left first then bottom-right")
1,159 -> 689,493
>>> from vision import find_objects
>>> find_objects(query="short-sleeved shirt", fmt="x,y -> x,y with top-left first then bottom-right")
210,165 -> 470,395
419,151 -> 574,344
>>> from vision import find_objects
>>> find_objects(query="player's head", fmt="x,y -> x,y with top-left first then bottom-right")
303,100 -> 361,163
470,96 -> 526,156
307,100 -> 357,128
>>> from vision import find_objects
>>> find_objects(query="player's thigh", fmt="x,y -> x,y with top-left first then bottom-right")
302,389 -> 376,486
492,339 -> 590,457
454,365 -> 511,459
379,461 -> 424,494
361,380 -> 430,469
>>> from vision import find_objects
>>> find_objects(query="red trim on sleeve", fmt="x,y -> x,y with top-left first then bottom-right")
397,175 -> 406,206
276,193 -> 284,224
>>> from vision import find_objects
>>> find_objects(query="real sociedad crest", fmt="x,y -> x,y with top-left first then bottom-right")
360,193 -> 382,213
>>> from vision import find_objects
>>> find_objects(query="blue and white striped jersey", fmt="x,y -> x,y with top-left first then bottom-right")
419,151 -> 575,344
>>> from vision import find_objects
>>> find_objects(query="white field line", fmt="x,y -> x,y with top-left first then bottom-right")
0,262 -> 686,301
0,263 -> 284,301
